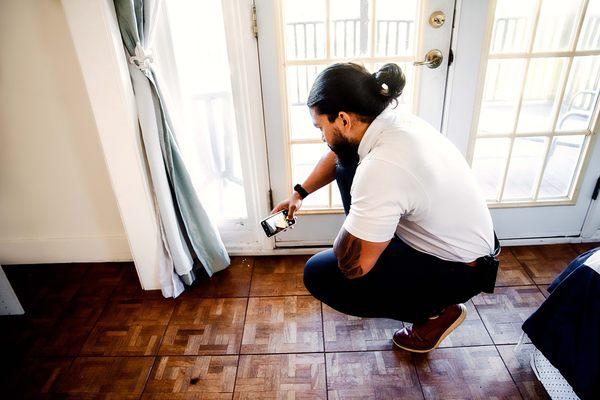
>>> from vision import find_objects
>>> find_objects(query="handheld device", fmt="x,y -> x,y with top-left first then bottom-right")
260,209 -> 296,237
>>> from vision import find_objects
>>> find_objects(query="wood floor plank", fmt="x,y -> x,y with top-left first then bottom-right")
240,296 -> 323,354
142,355 -> 238,398
326,350 -> 423,399
234,353 -> 326,399
413,346 -> 521,399
29,293 -> 108,356
54,356 -> 154,397
76,262 -> 129,300
322,303 -> 404,352
496,248 -> 535,286
112,263 -> 165,300
4,263 -> 88,319
570,242 -> 600,255
81,298 -> 175,356
159,298 -> 247,355
537,285 -> 550,299
510,244 -> 577,285
183,257 -> 254,298
0,356 -> 73,399
249,255 -> 310,296
497,344 -> 551,400
473,286 -> 545,345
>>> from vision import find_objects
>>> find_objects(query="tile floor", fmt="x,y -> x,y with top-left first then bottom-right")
1,242 -> 598,399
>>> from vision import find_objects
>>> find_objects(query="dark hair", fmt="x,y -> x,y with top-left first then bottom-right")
307,62 -> 406,123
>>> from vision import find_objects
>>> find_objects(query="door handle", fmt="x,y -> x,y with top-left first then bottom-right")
413,49 -> 443,69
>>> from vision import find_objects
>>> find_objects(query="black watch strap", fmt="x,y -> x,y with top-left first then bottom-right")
294,184 -> 309,199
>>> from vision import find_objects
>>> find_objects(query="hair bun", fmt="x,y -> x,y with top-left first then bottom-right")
372,63 -> 406,100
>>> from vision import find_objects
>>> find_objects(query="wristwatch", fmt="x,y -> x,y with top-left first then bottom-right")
294,183 -> 309,199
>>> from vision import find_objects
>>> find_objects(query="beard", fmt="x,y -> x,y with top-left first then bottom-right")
328,127 -> 359,168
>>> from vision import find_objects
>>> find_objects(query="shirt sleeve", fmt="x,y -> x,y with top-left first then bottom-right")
342,158 -> 425,242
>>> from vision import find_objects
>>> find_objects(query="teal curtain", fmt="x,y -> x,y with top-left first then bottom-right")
113,0 -> 230,297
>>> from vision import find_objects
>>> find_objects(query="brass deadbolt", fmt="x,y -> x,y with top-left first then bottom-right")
429,11 -> 445,28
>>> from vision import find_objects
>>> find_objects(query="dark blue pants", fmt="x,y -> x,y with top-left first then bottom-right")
303,162 -> 484,323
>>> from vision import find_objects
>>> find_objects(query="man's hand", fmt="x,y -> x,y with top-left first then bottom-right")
270,191 -> 303,220
333,228 -> 390,279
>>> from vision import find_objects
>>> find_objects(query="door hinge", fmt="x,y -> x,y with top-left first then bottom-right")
252,4 -> 258,38
592,176 -> 600,200
268,189 -> 274,210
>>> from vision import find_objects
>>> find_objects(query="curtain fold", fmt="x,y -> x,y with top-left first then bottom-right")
113,0 -> 231,297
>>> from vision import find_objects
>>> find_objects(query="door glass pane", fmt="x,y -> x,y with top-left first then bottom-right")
471,0 -> 600,205
533,0 -> 582,52
292,144 -> 330,208
330,0 -> 372,58
516,58 -> 567,133
490,0 -> 537,54
556,56 -> 600,132
478,59 -> 526,134
471,138 -> 511,200
503,137 -> 548,200
577,0 -> 600,50
538,135 -> 585,198
375,0 -> 419,57
287,65 -> 326,140
281,0 -> 422,210
283,0 -> 326,60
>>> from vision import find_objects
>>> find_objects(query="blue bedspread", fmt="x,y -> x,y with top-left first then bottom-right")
522,246 -> 600,399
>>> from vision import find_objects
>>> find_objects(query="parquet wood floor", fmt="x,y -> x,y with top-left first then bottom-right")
2,243 -> 597,399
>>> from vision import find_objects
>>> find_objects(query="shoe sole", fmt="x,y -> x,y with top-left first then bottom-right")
392,303 -> 467,353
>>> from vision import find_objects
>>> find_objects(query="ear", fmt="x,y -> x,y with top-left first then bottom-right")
338,111 -> 351,128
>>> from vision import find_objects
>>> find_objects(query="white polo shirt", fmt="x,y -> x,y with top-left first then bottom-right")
342,106 -> 495,263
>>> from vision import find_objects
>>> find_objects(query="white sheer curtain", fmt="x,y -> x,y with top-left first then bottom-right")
155,0 -> 248,225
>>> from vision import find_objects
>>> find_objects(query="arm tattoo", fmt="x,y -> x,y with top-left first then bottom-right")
335,230 -> 363,279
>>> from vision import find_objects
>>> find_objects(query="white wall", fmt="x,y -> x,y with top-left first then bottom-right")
0,0 -> 130,264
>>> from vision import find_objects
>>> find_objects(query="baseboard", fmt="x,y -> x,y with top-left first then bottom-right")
499,236 -> 599,247
0,234 -> 132,265
227,246 -> 330,256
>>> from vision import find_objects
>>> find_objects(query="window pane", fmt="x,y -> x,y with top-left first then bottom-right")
287,65 -> 326,140
577,0 -> 600,50
478,59 -> 527,134
490,0 -> 537,54
163,0 -> 247,222
283,0 -> 326,60
375,0 -> 419,57
331,181 -> 344,207
516,58 -> 567,133
533,0 -> 582,52
538,135 -> 585,198
330,0 -> 372,58
471,138 -> 511,200
556,56 -> 600,131
503,137 -> 548,200
292,144 -> 330,207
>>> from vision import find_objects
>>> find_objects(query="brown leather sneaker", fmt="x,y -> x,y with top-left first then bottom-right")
392,303 -> 467,353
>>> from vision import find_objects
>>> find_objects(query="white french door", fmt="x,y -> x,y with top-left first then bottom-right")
445,0 -> 600,240
256,0 -> 456,246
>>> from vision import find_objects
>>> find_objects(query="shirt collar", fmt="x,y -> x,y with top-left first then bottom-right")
357,106 -> 396,163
